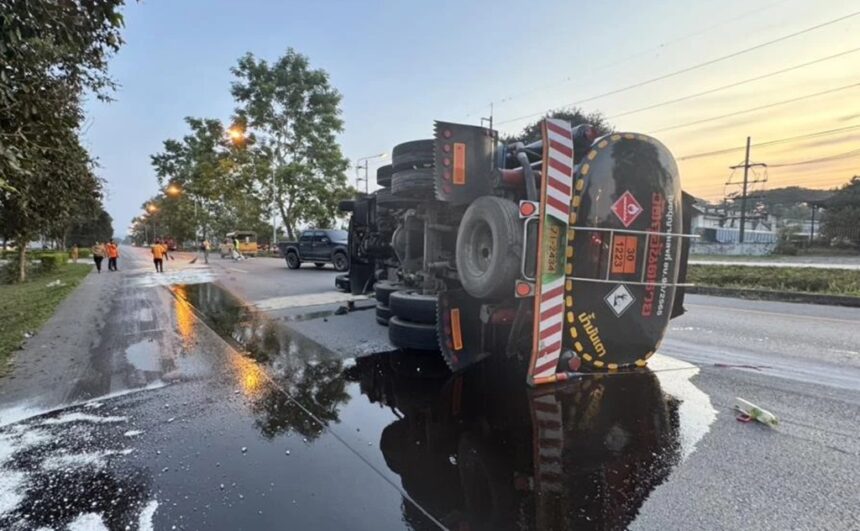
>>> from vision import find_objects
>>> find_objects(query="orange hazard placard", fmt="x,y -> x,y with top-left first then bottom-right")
611,235 -> 638,274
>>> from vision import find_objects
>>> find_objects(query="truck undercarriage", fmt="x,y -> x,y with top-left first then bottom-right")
340,119 -> 693,385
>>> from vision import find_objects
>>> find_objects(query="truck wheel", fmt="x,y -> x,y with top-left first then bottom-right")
456,196 -> 522,300
376,303 -> 392,326
392,139 -> 434,172
391,168 -> 435,199
374,280 -> 403,306
389,291 -> 438,325
376,164 -> 393,188
332,252 -> 349,272
286,251 -> 301,269
335,274 -> 350,292
376,188 -> 417,209
388,317 -> 439,351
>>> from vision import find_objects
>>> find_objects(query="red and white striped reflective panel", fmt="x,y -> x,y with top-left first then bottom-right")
532,277 -> 566,378
543,119 -> 574,223
530,118 -> 574,380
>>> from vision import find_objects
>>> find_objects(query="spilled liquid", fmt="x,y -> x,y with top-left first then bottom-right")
172,282 -> 715,529
0,281 -> 715,530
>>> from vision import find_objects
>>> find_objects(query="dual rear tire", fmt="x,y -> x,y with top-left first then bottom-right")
374,281 -> 439,351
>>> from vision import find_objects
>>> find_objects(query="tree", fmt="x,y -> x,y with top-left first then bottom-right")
66,207 -> 114,248
230,49 -> 352,239
502,107 -> 614,144
150,117 -> 270,243
821,176 -> 860,247
0,0 -> 126,281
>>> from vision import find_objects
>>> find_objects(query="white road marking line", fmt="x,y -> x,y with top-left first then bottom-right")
227,267 -> 249,273
254,292 -> 370,311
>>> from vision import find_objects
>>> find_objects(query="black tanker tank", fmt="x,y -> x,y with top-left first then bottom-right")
563,133 -> 684,370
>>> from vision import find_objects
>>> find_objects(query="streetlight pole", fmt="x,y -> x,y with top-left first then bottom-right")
355,153 -> 387,194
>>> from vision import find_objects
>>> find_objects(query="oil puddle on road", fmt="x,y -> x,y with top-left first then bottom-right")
166,281 -> 718,530
0,279 -> 719,530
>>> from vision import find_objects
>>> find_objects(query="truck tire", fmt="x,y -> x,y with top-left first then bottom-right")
392,139 -> 434,172
388,317 -> 439,351
391,168 -> 435,199
332,251 -> 349,272
285,251 -> 301,269
376,188 -> 417,209
455,196 -> 522,300
314,262 -> 326,268
376,164 -> 393,188
389,291 -> 438,325
374,280 -> 403,306
376,303 -> 392,326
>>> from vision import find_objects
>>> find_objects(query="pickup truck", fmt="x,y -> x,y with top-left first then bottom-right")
277,229 -> 349,271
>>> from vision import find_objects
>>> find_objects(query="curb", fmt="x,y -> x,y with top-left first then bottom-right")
688,285 -> 860,307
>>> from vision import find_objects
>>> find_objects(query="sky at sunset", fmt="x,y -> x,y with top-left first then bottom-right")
82,0 -> 860,230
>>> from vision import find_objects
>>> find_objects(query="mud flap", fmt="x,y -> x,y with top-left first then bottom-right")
433,121 -> 498,205
437,289 -> 490,372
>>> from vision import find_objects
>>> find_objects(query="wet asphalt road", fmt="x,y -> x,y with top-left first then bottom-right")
0,246 -> 858,530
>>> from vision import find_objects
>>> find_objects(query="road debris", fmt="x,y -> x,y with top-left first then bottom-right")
734,397 -> 779,427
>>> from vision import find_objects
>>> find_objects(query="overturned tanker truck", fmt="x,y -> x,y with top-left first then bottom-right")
338,119 -> 694,385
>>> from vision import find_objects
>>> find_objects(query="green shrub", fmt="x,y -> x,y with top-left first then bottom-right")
76,248 -> 92,258
40,253 -> 66,272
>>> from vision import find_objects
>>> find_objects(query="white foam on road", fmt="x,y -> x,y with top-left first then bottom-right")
0,381 -> 167,429
67,512 -> 109,531
138,499 -> 159,531
0,470 -> 25,517
254,291 -> 370,311
130,266 -> 215,288
40,413 -> 127,426
650,354 -> 718,460
41,448 -> 134,471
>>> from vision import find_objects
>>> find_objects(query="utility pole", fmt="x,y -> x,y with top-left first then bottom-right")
728,137 -> 767,243
481,102 -> 494,130
738,137 -> 751,243
809,203 -> 818,245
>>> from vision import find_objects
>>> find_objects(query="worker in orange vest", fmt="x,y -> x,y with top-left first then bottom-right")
106,239 -> 120,271
151,240 -> 166,273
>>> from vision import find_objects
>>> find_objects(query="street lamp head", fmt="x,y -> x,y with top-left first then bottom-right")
228,126 -> 246,144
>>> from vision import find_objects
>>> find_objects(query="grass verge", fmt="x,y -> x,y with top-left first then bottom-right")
0,264 -> 91,372
688,264 -> 860,297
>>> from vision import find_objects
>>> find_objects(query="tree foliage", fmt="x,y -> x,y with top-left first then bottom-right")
502,107 -> 614,144
149,117 -> 273,244
230,49 -> 352,239
821,176 -> 860,246
0,0 -> 125,280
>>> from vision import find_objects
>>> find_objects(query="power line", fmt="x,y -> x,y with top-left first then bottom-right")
677,124 -> 860,161
769,147 -> 860,167
607,46 -> 860,120
462,0 -> 792,117
495,9 -> 860,127
648,82 -> 860,134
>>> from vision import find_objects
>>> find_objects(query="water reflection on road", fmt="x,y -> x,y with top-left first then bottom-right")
176,282 -> 698,529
